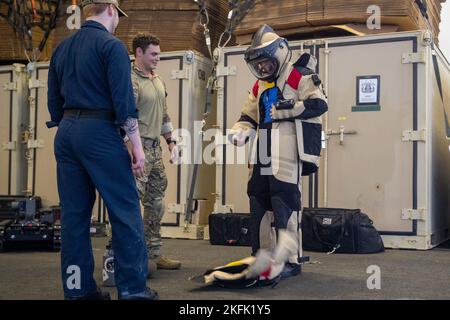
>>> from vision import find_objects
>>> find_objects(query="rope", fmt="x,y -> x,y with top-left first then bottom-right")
0,0 -> 61,61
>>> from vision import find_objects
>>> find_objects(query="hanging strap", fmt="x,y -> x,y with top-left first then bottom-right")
184,1 -> 262,228
184,1 -> 217,228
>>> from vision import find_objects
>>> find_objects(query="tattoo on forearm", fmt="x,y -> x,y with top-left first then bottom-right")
122,117 -> 138,135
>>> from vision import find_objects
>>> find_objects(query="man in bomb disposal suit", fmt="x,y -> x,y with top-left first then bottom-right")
230,24 -> 328,278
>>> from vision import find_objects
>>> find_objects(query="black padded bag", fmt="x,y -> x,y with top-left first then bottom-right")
302,208 -> 384,253
209,213 -> 251,246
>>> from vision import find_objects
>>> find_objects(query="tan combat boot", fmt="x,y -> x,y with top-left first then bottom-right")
154,255 -> 181,270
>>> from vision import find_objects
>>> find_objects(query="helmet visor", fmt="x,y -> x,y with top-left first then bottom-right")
247,57 -> 278,81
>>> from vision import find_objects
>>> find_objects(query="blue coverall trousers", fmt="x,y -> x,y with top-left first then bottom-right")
54,116 -> 148,298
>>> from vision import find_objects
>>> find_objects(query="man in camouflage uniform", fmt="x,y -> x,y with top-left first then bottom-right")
128,33 -> 181,271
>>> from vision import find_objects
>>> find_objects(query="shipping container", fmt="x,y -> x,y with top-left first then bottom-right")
26,61 -> 106,219
156,50 -> 215,239
0,64 -> 28,196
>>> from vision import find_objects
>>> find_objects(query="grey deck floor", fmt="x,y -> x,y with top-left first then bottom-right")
1,237 -> 450,300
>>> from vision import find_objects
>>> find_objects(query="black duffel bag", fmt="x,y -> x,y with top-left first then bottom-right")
209,213 -> 251,246
302,208 -> 384,254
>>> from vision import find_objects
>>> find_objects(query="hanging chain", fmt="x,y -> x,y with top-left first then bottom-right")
183,0 -> 261,228
193,0 -> 213,59
217,8 -> 232,49
219,0 -> 257,47
192,0 -> 265,126
194,0 -> 264,53
193,0 -> 264,85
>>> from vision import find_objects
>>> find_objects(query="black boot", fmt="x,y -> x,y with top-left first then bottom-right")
119,287 -> 158,300
65,287 -> 111,300
280,263 -> 302,279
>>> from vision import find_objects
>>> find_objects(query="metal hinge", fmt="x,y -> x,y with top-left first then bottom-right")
27,140 -> 44,149
29,79 -> 47,89
302,39 -> 325,47
421,31 -> 433,46
184,51 -> 195,64
216,65 -> 237,77
402,52 -> 426,64
402,129 -> 426,142
401,208 -> 426,221
171,69 -> 190,80
1,141 -> 16,151
168,203 -> 186,214
2,82 -> 17,91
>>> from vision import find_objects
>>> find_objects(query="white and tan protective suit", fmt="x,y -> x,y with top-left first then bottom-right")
230,25 -> 328,275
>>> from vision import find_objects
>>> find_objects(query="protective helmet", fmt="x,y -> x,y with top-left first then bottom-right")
244,24 -> 291,82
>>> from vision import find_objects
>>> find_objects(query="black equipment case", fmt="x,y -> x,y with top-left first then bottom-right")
209,213 -> 252,246
0,196 -> 61,251
302,208 -> 384,254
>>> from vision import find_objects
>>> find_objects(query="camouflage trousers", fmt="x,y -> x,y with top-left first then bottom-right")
136,144 -> 167,259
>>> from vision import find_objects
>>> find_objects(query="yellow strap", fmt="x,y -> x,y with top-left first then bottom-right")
223,256 -> 255,267
262,81 -> 275,89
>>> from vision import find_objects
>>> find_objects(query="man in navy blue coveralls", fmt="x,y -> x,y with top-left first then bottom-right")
47,0 -> 157,300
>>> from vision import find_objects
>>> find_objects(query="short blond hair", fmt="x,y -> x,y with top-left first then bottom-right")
82,4 -> 109,18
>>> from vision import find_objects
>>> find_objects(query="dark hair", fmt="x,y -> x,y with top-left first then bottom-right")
132,33 -> 160,55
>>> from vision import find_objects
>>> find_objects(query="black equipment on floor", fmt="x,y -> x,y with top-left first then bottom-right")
0,195 -> 61,251
302,207 -> 385,254
209,213 -> 252,246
